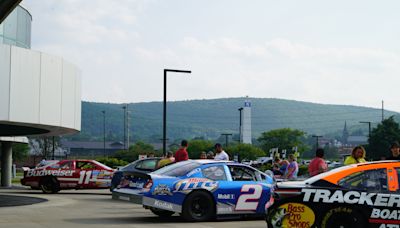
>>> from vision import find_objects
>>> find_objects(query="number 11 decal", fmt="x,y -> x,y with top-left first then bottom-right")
78,171 -> 92,184
235,184 -> 262,211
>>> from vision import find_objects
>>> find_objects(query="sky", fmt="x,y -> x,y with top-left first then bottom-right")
22,0 -> 400,112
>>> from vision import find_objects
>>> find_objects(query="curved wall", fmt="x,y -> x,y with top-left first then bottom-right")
0,44 -> 81,136
0,5 -> 31,49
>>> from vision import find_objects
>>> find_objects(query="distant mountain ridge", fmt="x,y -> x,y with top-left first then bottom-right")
68,97 -> 399,142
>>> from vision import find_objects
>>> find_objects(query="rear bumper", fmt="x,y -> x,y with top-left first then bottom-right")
112,188 -> 143,204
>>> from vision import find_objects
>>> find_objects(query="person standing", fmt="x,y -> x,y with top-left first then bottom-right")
308,148 -> 328,177
214,143 -> 229,161
200,151 -> 207,159
157,151 -> 175,168
174,140 -> 189,162
386,142 -> 400,160
284,154 -> 298,179
344,146 -> 366,165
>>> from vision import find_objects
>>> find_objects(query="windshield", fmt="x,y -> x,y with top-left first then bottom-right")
152,160 -> 201,177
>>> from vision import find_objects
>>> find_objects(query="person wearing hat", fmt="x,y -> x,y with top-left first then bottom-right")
214,143 -> 229,161
387,142 -> 400,160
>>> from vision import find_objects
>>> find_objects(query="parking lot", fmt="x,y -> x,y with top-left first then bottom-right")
0,187 -> 267,228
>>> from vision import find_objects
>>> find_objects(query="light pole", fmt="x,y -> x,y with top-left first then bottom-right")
122,105 -> 126,151
238,107 -> 243,143
221,133 -> 233,147
102,110 -> 106,157
162,69 -> 191,156
312,135 -> 322,149
359,121 -> 371,139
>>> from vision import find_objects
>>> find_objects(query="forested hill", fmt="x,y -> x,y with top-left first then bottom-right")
68,98 -> 399,142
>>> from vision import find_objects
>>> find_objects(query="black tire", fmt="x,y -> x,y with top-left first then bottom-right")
181,191 -> 215,222
150,207 -> 175,217
319,207 -> 366,228
40,176 -> 60,194
30,186 -> 40,190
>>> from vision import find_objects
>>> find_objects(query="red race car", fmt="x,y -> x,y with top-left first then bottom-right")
21,159 -> 114,193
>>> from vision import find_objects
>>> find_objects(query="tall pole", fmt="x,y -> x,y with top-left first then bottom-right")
382,100 -> 384,122
238,107 -> 243,143
52,136 -> 55,160
126,104 -> 130,150
312,135 -> 322,149
162,69 -> 191,156
102,110 -> 106,157
123,105 -> 126,151
221,133 -> 233,147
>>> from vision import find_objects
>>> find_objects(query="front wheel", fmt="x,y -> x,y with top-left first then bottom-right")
40,176 -> 60,194
319,207 -> 366,228
181,191 -> 215,222
150,207 -> 175,217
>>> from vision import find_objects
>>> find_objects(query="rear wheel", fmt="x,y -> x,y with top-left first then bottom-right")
319,207 -> 366,228
40,176 -> 60,194
150,207 -> 174,217
181,191 -> 215,222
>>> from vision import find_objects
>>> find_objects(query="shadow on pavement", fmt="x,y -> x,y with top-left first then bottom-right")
0,194 -> 47,207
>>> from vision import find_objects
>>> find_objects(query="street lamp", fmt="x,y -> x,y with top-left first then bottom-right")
221,133 -> 233,147
102,110 -> 106,157
312,135 -> 322,149
162,69 -> 191,156
238,107 -> 243,143
359,121 -> 371,139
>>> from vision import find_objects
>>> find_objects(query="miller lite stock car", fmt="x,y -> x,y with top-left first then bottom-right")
21,159 -> 114,193
266,161 -> 400,228
113,160 -> 275,221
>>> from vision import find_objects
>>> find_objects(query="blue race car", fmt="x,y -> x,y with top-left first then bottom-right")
112,160 -> 275,221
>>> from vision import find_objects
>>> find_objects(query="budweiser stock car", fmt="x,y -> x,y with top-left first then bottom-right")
21,159 -> 114,193
266,161 -> 400,228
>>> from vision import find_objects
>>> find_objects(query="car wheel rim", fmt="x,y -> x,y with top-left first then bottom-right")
191,197 -> 208,217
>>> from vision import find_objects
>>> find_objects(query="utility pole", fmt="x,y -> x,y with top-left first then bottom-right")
122,105 -> 127,151
126,104 -> 130,150
221,133 -> 233,147
382,100 -> 384,122
312,135 -> 322,149
102,110 -> 106,157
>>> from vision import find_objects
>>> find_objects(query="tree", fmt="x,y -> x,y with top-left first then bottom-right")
226,144 -> 266,160
258,128 -> 308,157
187,140 -> 214,159
29,136 -> 60,159
12,143 -> 29,161
368,116 -> 400,160
114,141 -> 155,162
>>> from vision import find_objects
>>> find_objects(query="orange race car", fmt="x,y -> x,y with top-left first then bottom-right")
266,161 -> 400,228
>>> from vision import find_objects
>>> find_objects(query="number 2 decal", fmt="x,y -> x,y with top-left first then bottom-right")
235,184 -> 263,211
78,171 -> 92,184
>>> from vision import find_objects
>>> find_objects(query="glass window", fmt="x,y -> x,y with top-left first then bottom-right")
136,159 -> 158,170
229,166 -> 258,181
76,161 -> 96,170
202,166 -> 227,181
59,161 -> 73,169
338,169 -> 387,192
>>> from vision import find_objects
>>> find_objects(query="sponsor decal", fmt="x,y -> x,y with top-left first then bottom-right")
186,168 -> 201,177
379,225 -> 400,228
153,184 -> 173,196
218,194 -> 235,200
154,200 -> 173,210
302,189 -> 400,207
371,208 -> 400,220
174,178 -> 218,192
27,169 -> 74,177
271,203 -> 315,228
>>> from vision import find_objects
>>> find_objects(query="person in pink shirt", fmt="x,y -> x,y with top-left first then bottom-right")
308,148 -> 328,177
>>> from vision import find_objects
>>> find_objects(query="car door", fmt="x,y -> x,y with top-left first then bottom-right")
204,164 -> 271,215
75,160 -> 99,188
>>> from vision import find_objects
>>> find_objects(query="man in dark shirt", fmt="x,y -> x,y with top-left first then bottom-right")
174,140 -> 189,162
387,142 -> 400,160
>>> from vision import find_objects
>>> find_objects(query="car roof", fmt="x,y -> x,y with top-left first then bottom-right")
191,159 -> 234,164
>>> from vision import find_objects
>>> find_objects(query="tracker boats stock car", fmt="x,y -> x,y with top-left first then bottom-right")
266,161 -> 400,228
